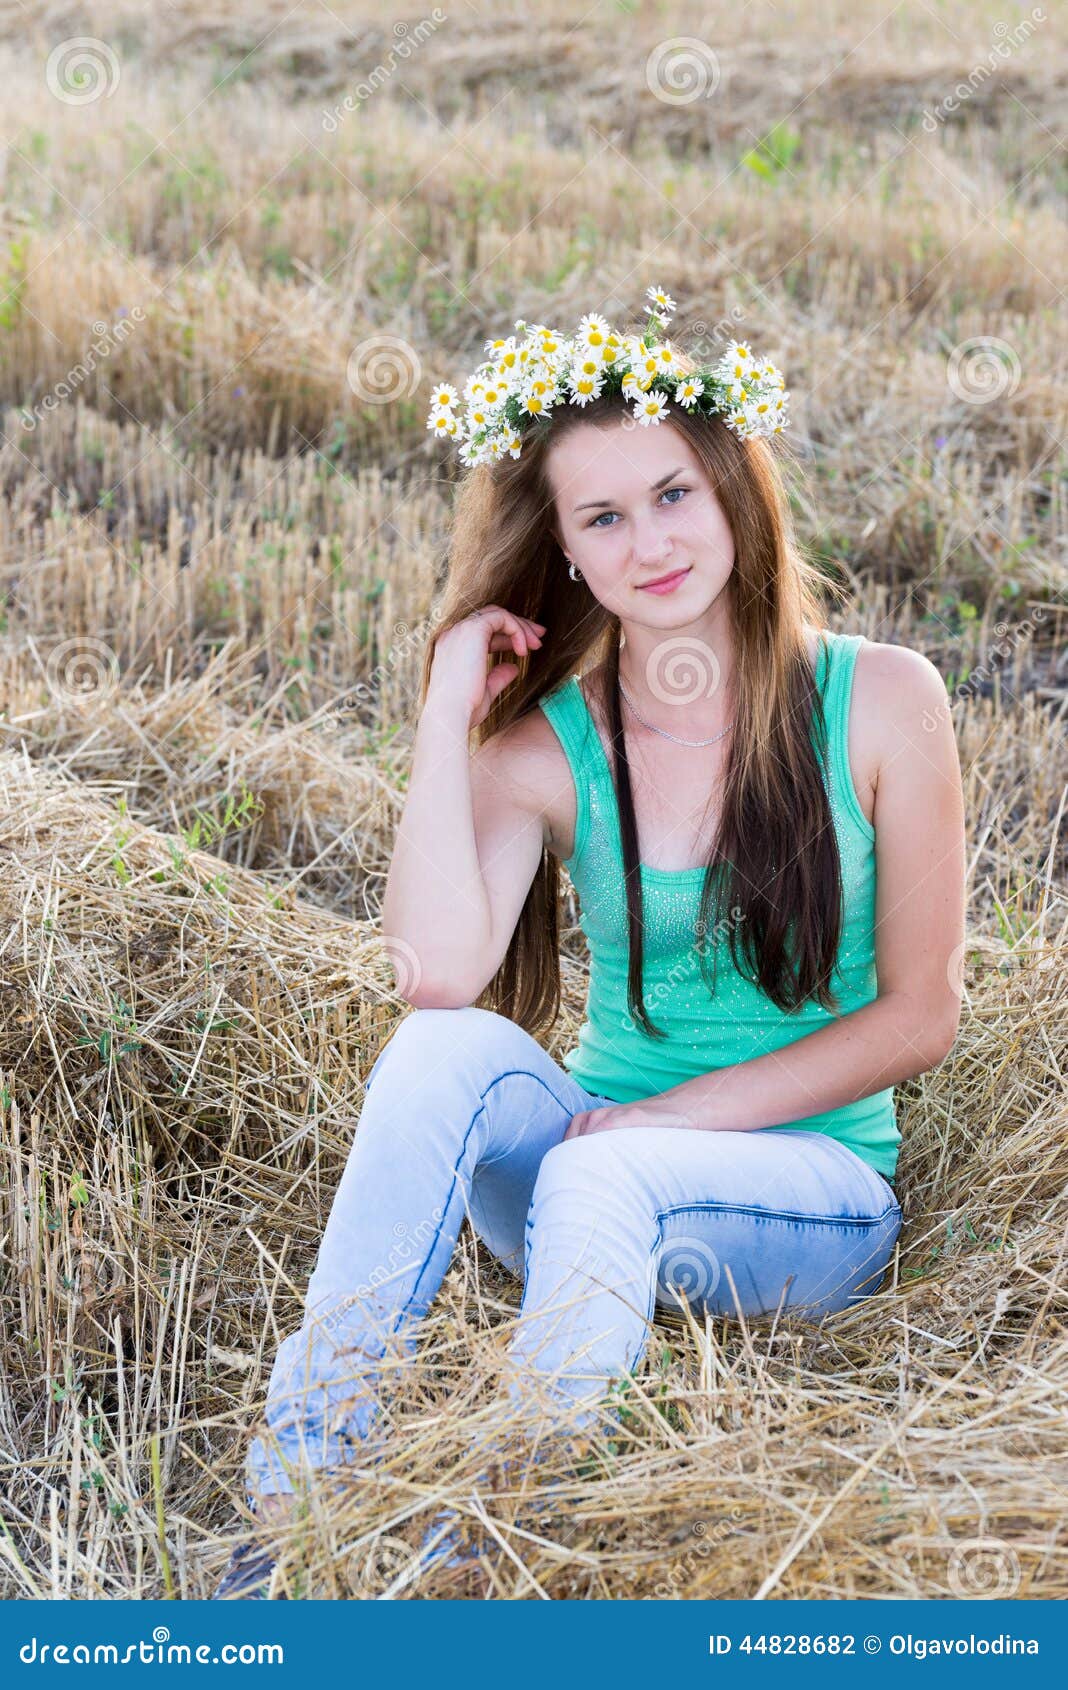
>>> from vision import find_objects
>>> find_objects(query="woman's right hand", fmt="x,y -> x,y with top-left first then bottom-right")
425,606 -> 546,731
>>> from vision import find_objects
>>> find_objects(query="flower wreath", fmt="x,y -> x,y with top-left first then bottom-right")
426,283 -> 789,467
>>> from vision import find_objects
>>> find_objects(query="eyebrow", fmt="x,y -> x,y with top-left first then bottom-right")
573,466 -> 687,513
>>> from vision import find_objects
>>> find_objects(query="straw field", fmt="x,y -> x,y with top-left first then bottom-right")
0,0 -> 1065,1599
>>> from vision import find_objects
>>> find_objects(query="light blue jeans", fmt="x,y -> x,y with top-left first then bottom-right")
246,1007 -> 902,1499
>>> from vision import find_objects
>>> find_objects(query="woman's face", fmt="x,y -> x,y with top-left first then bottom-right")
547,417 -> 735,623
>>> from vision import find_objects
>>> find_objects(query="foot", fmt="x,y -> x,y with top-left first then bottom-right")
212,1540 -> 279,1600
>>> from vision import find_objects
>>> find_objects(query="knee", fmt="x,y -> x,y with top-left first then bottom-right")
526,1137 -> 657,1288
363,1006 -> 534,1106
529,1134 -> 640,1229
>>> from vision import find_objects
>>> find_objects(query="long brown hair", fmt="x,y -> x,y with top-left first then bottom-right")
418,356 -> 848,1040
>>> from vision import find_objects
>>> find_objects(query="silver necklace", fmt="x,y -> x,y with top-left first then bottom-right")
617,675 -> 732,747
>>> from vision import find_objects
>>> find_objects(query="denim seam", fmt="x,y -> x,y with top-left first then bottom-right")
391,1064 -> 589,1337
522,1198 -> 901,1242
655,1199 -> 901,1232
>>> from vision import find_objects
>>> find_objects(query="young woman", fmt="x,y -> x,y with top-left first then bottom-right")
214,299 -> 966,1596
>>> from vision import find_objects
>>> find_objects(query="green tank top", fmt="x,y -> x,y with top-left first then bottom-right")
537,630 -> 899,1182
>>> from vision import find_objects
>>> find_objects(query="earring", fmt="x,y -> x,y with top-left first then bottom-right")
567,560 -> 582,582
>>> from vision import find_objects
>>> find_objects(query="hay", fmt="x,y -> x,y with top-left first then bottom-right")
0,0 -> 1064,1602
0,734 -> 1064,1598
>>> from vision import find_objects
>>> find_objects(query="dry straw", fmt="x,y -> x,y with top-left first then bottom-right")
0,0 -> 1065,1602
0,729 -> 1064,1597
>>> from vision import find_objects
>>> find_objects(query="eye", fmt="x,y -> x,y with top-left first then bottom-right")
586,486 -> 689,529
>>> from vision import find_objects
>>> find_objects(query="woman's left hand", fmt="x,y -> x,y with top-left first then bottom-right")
563,1098 -> 695,1139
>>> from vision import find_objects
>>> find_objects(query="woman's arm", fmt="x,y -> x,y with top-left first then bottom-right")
380,606 -> 550,1009
566,642 -> 967,1138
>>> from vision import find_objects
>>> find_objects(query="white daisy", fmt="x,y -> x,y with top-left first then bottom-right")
458,435 -> 490,467
634,390 -> 670,425
567,371 -> 606,404
746,393 -> 775,421
575,312 -> 612,349
494,340 -> 522,375
570,348 -> 605,381
466,402 -> 499,431
426,409 -> 460,437
517,375 -> 557,418
645,284 -> 677,318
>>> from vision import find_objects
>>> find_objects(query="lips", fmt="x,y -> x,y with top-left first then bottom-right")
637,565 -> 692,593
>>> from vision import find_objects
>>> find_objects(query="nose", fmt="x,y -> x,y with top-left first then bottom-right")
629,512 -> 675,575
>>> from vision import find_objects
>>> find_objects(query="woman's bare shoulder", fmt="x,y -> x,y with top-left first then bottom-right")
852,634 -> 947,723
469,698 -> 578,859
851,634 -> 949,804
